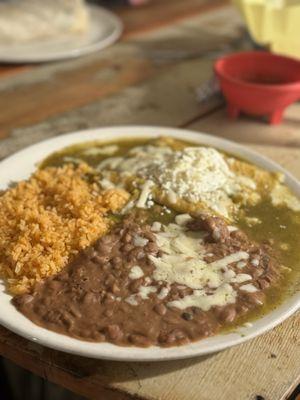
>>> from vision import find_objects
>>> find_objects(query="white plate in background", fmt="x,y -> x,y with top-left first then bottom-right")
0,6 -> 122,63
0,126 -> 299,361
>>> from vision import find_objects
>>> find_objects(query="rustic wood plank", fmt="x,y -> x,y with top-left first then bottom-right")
0,4 -> 243,148
0,0 -> 225,83
0,0 -> 227,81
117,0 -> 228,38
187,103 -> 300,148
0,55 -> 158,139
0,145 -> 299,400
0,56 -> 222,159
0,65 -> 32,78
1,313 -> 299,400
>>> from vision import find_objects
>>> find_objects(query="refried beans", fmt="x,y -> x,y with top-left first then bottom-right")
14,216 -> 281,347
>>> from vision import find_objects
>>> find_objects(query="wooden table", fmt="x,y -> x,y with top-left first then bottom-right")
0,1 -> 299,399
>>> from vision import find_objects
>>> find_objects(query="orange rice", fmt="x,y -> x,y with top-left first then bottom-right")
0,163 -> 129,294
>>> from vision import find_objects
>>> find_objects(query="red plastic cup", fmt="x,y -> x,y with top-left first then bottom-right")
214,51 -> 300,124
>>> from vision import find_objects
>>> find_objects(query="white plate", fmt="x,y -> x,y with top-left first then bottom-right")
0,126 -> 299,361
0,6 -> 122,63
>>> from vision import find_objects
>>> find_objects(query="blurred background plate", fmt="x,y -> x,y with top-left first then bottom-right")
0,5 -> 123,63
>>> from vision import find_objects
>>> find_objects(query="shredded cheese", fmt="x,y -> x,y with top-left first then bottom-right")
168,284 -> 237,311
136,180 -> 154,208
82,145 -> 119,156
240,284 -> 258,293
149,222 -> 252,311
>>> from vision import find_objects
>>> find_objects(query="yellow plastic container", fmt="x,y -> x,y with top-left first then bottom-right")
233,0 -> 300,59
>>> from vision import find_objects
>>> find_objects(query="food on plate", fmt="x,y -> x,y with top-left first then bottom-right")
14,215 -> 282,346
0,0 -> 89,43
0,163 -> 129,294
2,136 -> 300,347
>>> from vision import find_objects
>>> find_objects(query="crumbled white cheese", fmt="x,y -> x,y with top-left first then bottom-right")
240,283 -> 258,293
99,144 -> 258,218
128,266 -> 144,280
145,147 -> 237,217
228,225 -> 238,232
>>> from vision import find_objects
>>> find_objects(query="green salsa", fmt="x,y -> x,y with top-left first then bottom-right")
41,137 -> 300,331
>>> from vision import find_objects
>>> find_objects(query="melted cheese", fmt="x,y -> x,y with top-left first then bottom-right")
168,284 -> 237,311
149,223 -> 251,311
231,273 -> 252,283
240,283 -> 258,293
136,180 -> 154,208
82,145 -> 118,156
125,285 -> 157,305
209,252 -> 249,269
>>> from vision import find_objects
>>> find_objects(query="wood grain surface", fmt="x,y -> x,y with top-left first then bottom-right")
0,144 -> 299,400
0,1 -> 299,399
189,104 -> 300,148
0,4 -> 244,156
117,0 -> 228,38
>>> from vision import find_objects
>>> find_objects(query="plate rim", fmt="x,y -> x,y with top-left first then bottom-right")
0,125 -> 299,362
0,5 -> 123,63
